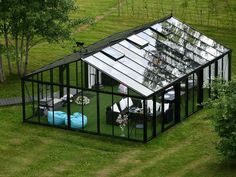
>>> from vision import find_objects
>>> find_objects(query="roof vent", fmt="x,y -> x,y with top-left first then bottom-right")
101,47 -> 124,61
127,35 -> 149,49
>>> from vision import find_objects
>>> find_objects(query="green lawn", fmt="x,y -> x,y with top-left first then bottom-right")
0,0 -> 236,176
1,106 -> 236,177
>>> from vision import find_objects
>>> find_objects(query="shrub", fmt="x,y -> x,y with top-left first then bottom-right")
205,78 -> 236,159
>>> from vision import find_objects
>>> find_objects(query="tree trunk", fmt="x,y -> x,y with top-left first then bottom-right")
3,23 -> 13,75
118,0 -> 121,16
20,34 -> 24,73
15,35 -> 21,77
0,47 -> 5,82
23,35 -> 30,76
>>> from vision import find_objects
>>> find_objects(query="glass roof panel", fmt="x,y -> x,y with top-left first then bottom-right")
80,16 -> 229,97
136,32 -> 190,74
141,29 -> 199,72
118,57 -> 162,90
93,52 -> 161,91
114,43 -> 175,77
167,33 -> 213,62
167,17 -> 229,53
144,28 -> 202,68
143,45 -> 185,77
119,40 -> 177,86
160,21 -> 220,59
112,44 -> 174,88
127,35 -> 149,48
94,53 -> 144,84
83,56 -> 153,96
151,22 -> 211,63
151,23 -> 171,35
101,46 -> 124,60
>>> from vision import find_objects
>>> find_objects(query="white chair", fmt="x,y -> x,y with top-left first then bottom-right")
119,97 -> 133,111
111,103 -> 120,113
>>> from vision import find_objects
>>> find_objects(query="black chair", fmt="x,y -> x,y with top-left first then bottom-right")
164,104 -> 174,124
106,98 -> 142,125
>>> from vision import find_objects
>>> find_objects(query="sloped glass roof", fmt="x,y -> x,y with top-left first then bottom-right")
83,17 -> 229,97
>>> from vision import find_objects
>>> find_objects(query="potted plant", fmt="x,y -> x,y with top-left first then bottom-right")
116,114 -> 128,137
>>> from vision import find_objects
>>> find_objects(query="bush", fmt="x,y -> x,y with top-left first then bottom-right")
205,78 -> 236,159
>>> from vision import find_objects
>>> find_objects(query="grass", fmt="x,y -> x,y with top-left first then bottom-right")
0,0 -> 236,176
1,106 -> 236,177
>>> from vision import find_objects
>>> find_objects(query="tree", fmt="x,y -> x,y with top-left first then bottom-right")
0,0 -> 14,75
1,0 -> 85,77
15,0 -> 80,76
205,78 -> 236,159
0,44 -> 5,82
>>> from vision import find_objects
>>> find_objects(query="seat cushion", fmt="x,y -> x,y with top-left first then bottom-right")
119,97 -> 134,111
48,111 -> 66,126
65,112 -> 88,129
119,99 -> 127,111
123,97 -> 133,108
111,103 -> 120,113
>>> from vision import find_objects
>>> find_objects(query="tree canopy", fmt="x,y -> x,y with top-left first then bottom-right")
0,0 -> 84,77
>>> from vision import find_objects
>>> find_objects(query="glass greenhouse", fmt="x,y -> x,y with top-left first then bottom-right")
22,15 -> 232,142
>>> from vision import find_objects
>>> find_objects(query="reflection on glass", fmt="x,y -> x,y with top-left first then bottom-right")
82,16 -> 229,98
137,32 -> 187,75
151,23 -> 171,35
143,28 -> 200,73
112,44 -> 170,89
167,17 -> 228,53
118,40 -> 177,86
159,21 -> 218,60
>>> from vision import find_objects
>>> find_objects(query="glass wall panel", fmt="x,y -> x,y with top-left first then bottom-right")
99,70 -> 114,93
32,83 -> 68,128
146,97 -> 154,140
37,83 -> 48,124
87,64 -> 97,89
100,92 -> 113,136
24,81 -> 34,120
113,94 -> 129,138
155,92 -> 162,135
211,63 -> 216,80
203,66 -> 210,102
81,90 -> 97,132
69,62 -> 78,87
193,73 -> 199,112
126,96 -> 144,141
163,86 -> 175,130
218,58 -> 223,78
188,74 -> 194,115
180,78 -> 188,120
52,86 -> 70,129
31,79 -> 39,123
223,54 -> 229,81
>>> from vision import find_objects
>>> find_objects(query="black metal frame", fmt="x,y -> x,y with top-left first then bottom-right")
21,15 -> 232,143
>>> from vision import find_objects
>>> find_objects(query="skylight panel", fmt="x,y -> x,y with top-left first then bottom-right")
101,47 -> 124,61
127,35 -> 149,48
